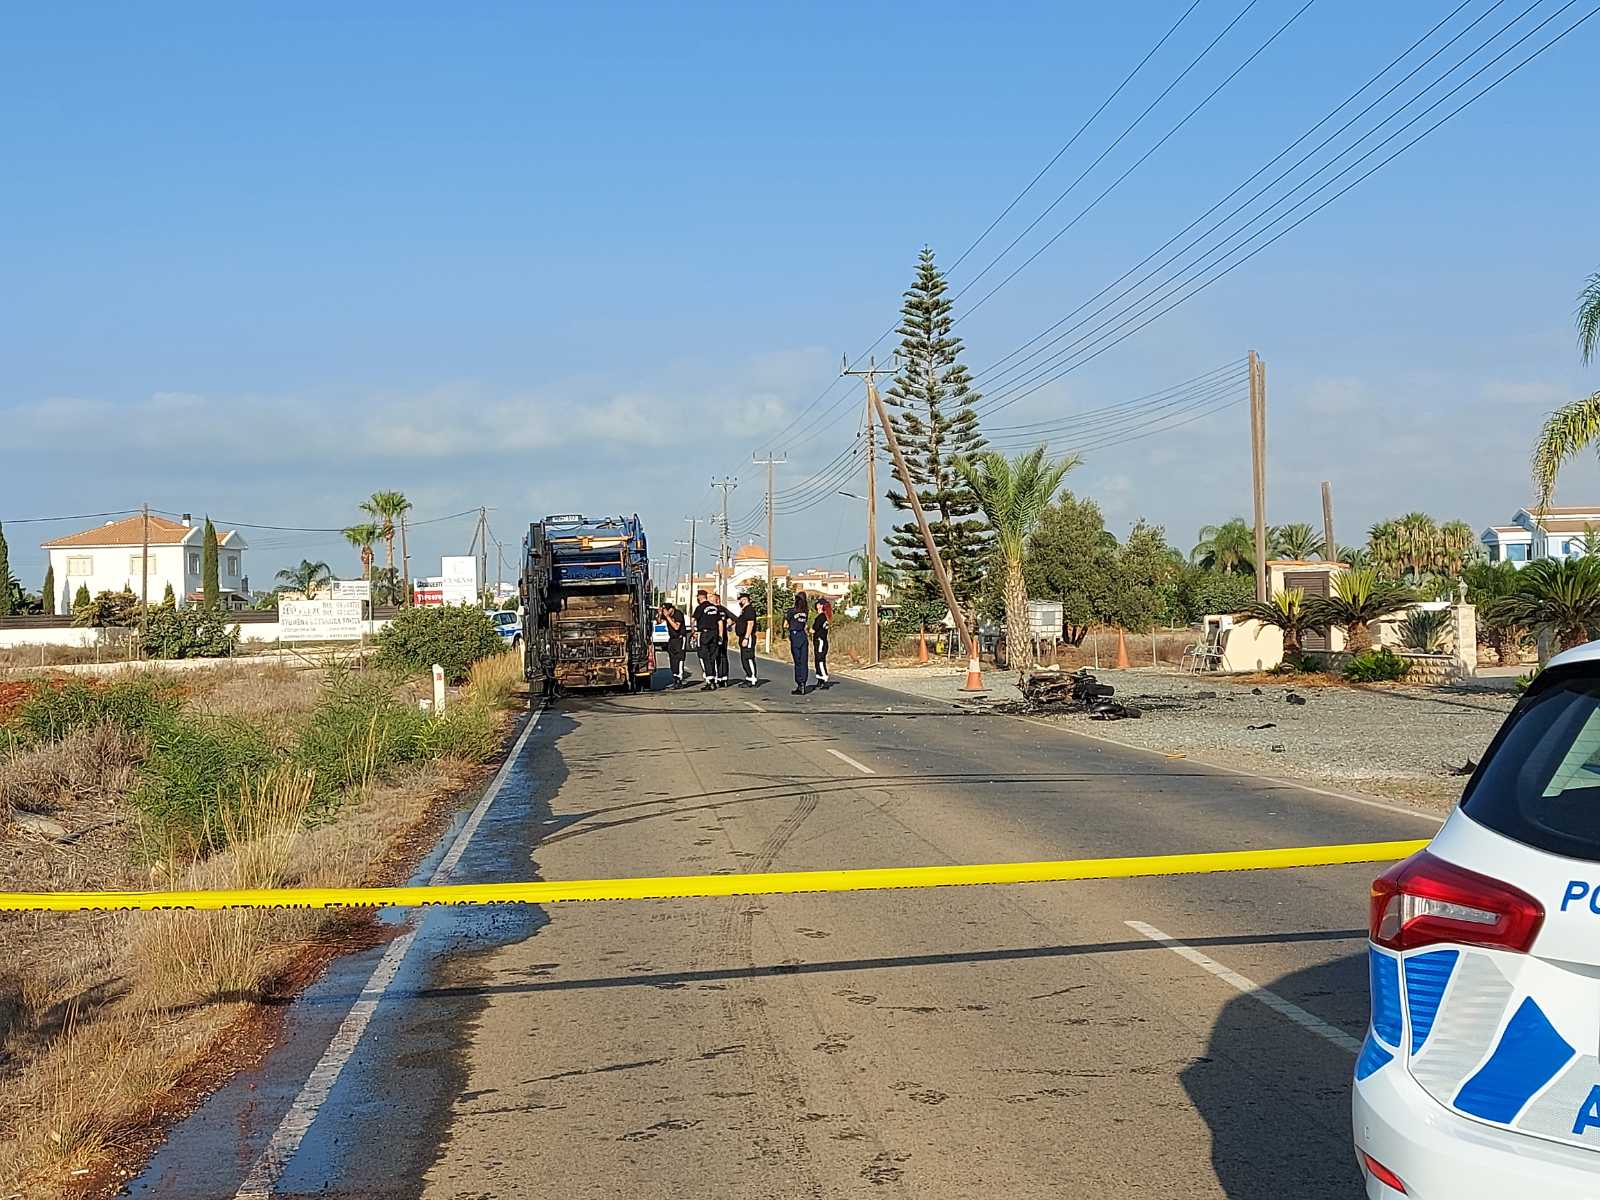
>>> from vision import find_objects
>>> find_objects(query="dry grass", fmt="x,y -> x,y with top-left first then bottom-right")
463,649 -> 522,711
0,721 -> 145,824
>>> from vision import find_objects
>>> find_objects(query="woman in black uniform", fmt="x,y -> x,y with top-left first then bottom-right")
812,597 -> 832,688
786,591 -> 810,695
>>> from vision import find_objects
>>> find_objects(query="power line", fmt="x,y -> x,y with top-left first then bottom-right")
973,0 -> 1595,418
1,508 -> 142,525
967,0 -> 1486,396
946,0 -> 1207,274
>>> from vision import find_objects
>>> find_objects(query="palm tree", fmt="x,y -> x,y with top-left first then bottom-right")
1492,557 -> 1600,651
1271,522 -> 1324,561
1531,272 -> 1600,507
343,522 -> 381,582
847,551 -> 902,597
1191,518 -> 1254,575
1236,587 -> 1315,659
1437,520 -> 1478,577
1337,544 -> 1370,569
360,491 -> 411,575
953,445 -> 1079,673
1398,608 -> 1451,652
1306,567 -> 1414,652
275,559 -> 333,598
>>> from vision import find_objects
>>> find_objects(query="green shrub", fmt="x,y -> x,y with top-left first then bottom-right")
71,587 -> 139,628
374,606 -> 502,684
13,675 -> 184,743
133,715 -> 278,854
1344,647 -> 1410,683
1272,652 -> 1324,674
142,605 -> 240,659
1398,608 -> 1450,652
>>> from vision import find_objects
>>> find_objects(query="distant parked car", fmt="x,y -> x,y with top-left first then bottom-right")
492,609 -> 523,649
1354,641 -> 1600,1197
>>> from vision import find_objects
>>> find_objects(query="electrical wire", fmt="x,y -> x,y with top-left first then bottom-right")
974,0 -> 1595,419
1,508 -> 143,525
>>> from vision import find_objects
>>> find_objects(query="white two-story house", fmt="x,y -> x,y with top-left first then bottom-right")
42,514 -> 250,610
1482,505 -> 1600,566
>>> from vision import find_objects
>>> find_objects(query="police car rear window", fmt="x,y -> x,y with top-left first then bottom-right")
1463,673 -> 1600,862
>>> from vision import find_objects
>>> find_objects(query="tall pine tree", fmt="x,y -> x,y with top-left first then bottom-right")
883,248 -> 992,611
202,517 -> 220,607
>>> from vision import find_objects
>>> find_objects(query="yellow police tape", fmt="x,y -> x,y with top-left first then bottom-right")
0,839 -> 1430,913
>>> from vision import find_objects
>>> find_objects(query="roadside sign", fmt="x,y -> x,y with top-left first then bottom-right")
332,579 -> 372,602
432,663 -> 446,712
280,599 -> 363,642
440,556 -> 479,606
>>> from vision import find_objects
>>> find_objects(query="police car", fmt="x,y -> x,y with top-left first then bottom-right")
1355,643 -> 1600,1197
491,609 -> 522,649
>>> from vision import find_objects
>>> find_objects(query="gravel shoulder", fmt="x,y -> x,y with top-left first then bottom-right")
836,663 -> 1517,816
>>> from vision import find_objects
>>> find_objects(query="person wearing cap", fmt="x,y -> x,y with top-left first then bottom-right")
786,590 -> 811,695
711,591 -> 735,687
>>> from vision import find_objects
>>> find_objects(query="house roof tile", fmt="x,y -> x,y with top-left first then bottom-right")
42,515 -> 236,548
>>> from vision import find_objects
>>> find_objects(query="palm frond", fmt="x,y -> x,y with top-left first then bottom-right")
1532,392 -> 1600,511
1579,271 -> 1600,365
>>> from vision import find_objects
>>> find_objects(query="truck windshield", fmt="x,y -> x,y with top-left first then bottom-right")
1463,670 -> 1600,862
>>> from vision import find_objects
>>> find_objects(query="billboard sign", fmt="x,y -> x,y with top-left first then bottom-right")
279,599 -> 364,642
414,577 -> 443,607
331,578 -> 372,602
440,556 -> 479,606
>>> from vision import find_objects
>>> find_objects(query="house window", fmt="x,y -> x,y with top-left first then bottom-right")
226,555 -> 239,577
188,552 -> 201,574
129,554 -> 158,575
1508,544 -> 1529,562
66,556 -> 92,576
1487,544 -> 1500,562
1563,540 -> 1575,556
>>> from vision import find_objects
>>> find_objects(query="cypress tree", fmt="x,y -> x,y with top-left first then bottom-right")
883,247 -> 992,610
162,581 -> 176,607
74,583 -> 91,610
43,565 -> 55,615
202,516 -> 220,608
0,522 -> 11,617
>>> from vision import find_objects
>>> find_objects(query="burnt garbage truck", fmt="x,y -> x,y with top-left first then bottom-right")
521,514 -> 655,695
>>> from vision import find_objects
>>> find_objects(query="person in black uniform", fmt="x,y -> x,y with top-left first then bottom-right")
812,597 -> 832,688
733,593 -> 759,686
660,602 -> 689,687
787,591 -> 810,695
711,592 -> 734,686
692,589 -> 721,690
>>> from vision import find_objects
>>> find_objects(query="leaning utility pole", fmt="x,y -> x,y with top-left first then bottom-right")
475,507 -> 490,602
1249,350 -> 1268,602
1321,481 -> 1337,564
138,502 -> 150,657
843,357 -> 892,666
752,451 -> 785,651
399,507 -> 412,604
711,477 -> 737,597
682,517 -> 699,599
866,374 -> 982,690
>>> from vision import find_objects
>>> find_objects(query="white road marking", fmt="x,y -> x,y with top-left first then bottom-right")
743,700 -> 767,713
825,747 -> 875,775
234,706 -> 545,1199
1125,919 -> 1362,1055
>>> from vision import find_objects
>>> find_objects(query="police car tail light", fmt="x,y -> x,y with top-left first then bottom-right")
1370,851 -> 1543,953
1358,1151 -> 1407,1194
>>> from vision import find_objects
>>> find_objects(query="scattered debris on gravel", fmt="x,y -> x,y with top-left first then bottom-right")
1011,669 -> 1141,720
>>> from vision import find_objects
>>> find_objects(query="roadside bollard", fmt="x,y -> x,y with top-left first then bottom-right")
432,663 -> 446,713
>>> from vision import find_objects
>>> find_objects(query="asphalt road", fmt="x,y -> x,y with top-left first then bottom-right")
130,664 -> 1443,1199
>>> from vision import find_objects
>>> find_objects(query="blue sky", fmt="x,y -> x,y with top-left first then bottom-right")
4,1 -> 1598,589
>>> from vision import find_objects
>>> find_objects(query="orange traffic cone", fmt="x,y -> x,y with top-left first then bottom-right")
1114,628 -> 1131,669
962,651 -> 984,691
918,631 -> 930,663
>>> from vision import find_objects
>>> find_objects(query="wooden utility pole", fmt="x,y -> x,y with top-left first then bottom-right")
1249,350 -> 1268,602
138,502 -> 150,657
752,452 -> 785,652
684,517 -> 698,599
1321,481 -> 1336,563
843,357 -> 893,667
866,378 -> 982,689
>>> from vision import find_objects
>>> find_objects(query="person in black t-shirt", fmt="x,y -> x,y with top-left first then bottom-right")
660,602 -> 689,687
812,597 -> 832,688
786,591 -> 810,694
691,590 -> 722,690
733,593 -> 759,686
